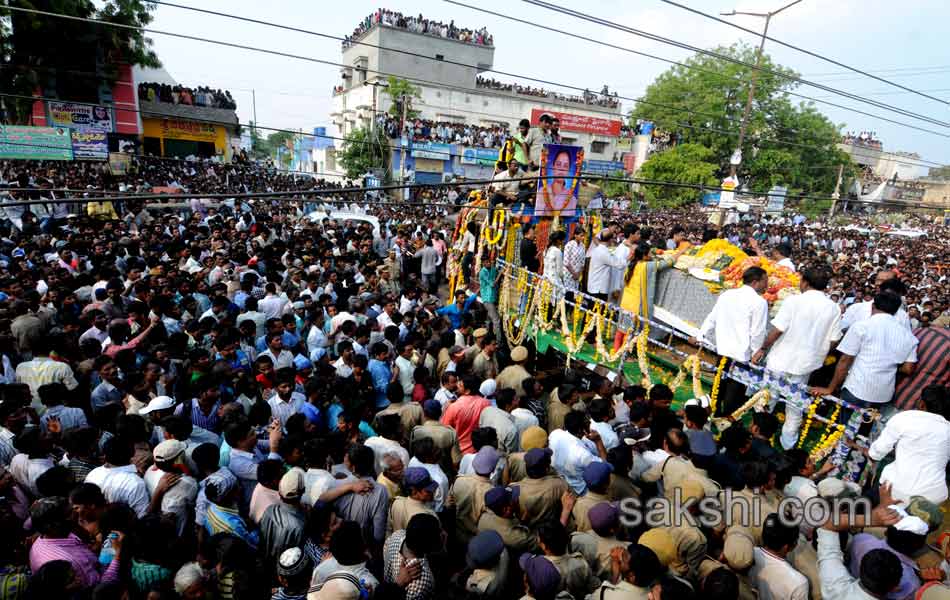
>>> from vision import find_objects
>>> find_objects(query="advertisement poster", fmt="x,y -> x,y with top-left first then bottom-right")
108,152 -> 131,175
71,132 -> 108,160
460,147 -> 498,166
48,101 -> 113,133
530,108 -> 622,136
0,126 -> 73,160
535,143 -> 583,217
719,175 -> 739,209
410,141 -> 452,160
622,152 -> 637,174
583,159 -> 625,176
765,185 -> 787,214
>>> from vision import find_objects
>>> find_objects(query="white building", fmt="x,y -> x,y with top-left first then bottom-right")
329,17 -> 633,184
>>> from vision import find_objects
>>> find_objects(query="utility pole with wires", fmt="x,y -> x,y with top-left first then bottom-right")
398,93 -> 409,199
717,0 -> 804,225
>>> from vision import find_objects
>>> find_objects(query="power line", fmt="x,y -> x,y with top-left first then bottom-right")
4,8 -> 946,175
520,0 -> 950,129
658,0 -> 950,107
446,1 -> 950,145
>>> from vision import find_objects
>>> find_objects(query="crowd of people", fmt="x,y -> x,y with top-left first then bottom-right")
0,151 -> 944,600
841,131 -> 883,150
377,116 -> 510,150
475,77 -> 622,109
137,84 -> 237,111
343,10 -> 492,49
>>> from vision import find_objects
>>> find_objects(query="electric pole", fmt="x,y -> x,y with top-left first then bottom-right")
829,163 -> 844,217
399,93 -> 409,198
718,0 -> 803,225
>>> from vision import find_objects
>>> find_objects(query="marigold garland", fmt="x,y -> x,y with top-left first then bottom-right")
559,299 -> 598,363
708,356 -> 729,414
636,326 -> 652,389
711,389 -> 771,432
534,280 -> 556,333
595,316 -> 634,364
810,425 -> 846,462
483,209 -> 506,247
499,269 -> 534,347
797,396 -> 823,449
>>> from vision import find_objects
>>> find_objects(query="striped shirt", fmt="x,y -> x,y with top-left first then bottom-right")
174,399 -> 222,433
267,392 -> 305,429
838,313 -> 918,404
29,534 -> 119,589
893,326 -> 950,411
15,357 -> 79,408
0,566 -> 28,600
205,503 -> 259,549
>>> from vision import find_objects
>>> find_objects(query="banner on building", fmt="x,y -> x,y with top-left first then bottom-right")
616,138 -> 633,151
460,147 -> 498,166
48,101 -> 114,133
536,143 -> 583,218
71,132 -> 108,160
765,185 -> 787,214
411,141 -> 453,161
719,175 -> 739,209
530,108 -> 622,136
0,126 -> 73,160
622,152 -> 637,174
583,159 -> 625,176
108,152 -> 131,175
153,119 -> 218,141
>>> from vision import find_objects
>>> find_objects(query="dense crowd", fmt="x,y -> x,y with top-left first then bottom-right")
475,77 -> 622,109
138,84 -> 237,111
377,116 -> 510,149
842,131 -> 883,150
0,152 -> 944,600
343,10 -> 492,48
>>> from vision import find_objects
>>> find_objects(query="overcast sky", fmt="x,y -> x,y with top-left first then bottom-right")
146,0 -> 950,168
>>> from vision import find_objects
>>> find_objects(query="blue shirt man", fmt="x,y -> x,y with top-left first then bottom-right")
436,291 -> 478,330
367,357 -> 392,409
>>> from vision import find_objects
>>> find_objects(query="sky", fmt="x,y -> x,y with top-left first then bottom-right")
145,0 -> 950,169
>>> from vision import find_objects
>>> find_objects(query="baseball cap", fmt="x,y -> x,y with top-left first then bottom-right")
404,467 -> 438,493
582,462 -> 613,489
484,486 -> 520,514
278,469 -> 305,501
519,554 -> 561,598
588,502 -> 620,532
153,439 -> 186,462
472,446 -> 500,476
524,447 -> 553,470
467,530 -> 505,569
139,395 -> 175,415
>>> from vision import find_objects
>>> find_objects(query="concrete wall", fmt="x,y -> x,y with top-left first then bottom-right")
921,179 -> 950,207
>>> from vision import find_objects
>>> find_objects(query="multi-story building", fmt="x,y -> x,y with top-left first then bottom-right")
329,11 -> 634,184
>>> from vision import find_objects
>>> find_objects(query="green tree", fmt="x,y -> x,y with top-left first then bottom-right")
383,76 -> 421,120
248,121 -> 268,159
0,0 -> 160,124
337,127 -> 388,179
636,144 -> 719,207
631,43 -> 854,199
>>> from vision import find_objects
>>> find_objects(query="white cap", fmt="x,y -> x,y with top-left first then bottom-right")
139,395 -> 175,415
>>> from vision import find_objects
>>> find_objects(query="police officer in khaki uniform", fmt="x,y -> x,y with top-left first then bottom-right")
507,426 -> 547,483
410,400 -> 462,475
387,467 -> 438,536
477,486 -> 541,555
536,522 -> 601,599
572,461 -> 613,533
662,480 -> 708,580
589,543 -> 664,600
516,448 -> 569,530
697,526 -> 757,600
570,502 -> 628,580
449,446 -> 498,545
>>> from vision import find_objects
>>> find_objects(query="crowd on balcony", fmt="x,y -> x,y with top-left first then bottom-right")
343,9 -> 492,48
476,77 -> 621,109
842,131 -> 883,150
138,83 -> 237,110
377,114 -> 510,148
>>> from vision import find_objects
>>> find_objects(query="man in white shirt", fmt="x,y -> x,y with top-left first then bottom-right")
86,437 -> 150,518
694,266 -> 769,415
841,275 -> 912,331
810,292 -> 917,407
144,440 -> 198,535
548,411 -> 607,495
236,297 -> 268,338
773,243 -> 796,272
259,332 -> 294,370
748,514 -> 810,600
865,384 -> 950,504
608,224 -> 639,301
752,268 -> 843,449
586,230 -> 633,302
488,158 -> 522,205
259,283 -> 288,319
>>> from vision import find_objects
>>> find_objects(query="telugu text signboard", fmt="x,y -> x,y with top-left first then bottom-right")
460,147 -> 499,166
583,159 -> 625,176
0,126 -> 73,160
410,141 -> 453,161
71,132 -> 108,160
48,101 -> 114,133
530,108 -> 622,136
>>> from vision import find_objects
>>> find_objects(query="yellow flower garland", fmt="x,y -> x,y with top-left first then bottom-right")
559,299 -> 598,360
797,396 -> 823,449
483,209 -> 505,247
708,356 -> 729,414
810,425 -> 846,462
499,271 -> 534,348
595,317 -> 634,364
534,281 -> 555,333
711,389 -> 771,432
813,404 -> 841,449
636,326 -> 652,389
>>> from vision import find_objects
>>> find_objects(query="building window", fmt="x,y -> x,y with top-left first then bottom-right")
465,96 -> 471,103
590,141 -> 608,154
435,54 -> 444,61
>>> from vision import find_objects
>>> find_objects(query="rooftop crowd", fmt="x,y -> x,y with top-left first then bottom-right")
475,77 -> 622,109
377,115 -> 510,149
138,84 -> 237,111
842,132 -> 883,151
343,10 -> 492,49
0,147 -> 944,600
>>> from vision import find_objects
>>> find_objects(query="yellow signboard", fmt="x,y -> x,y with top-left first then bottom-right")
142,118 -> 227,155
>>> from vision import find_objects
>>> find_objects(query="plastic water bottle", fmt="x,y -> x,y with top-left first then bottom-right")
99,532 -> 118,566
